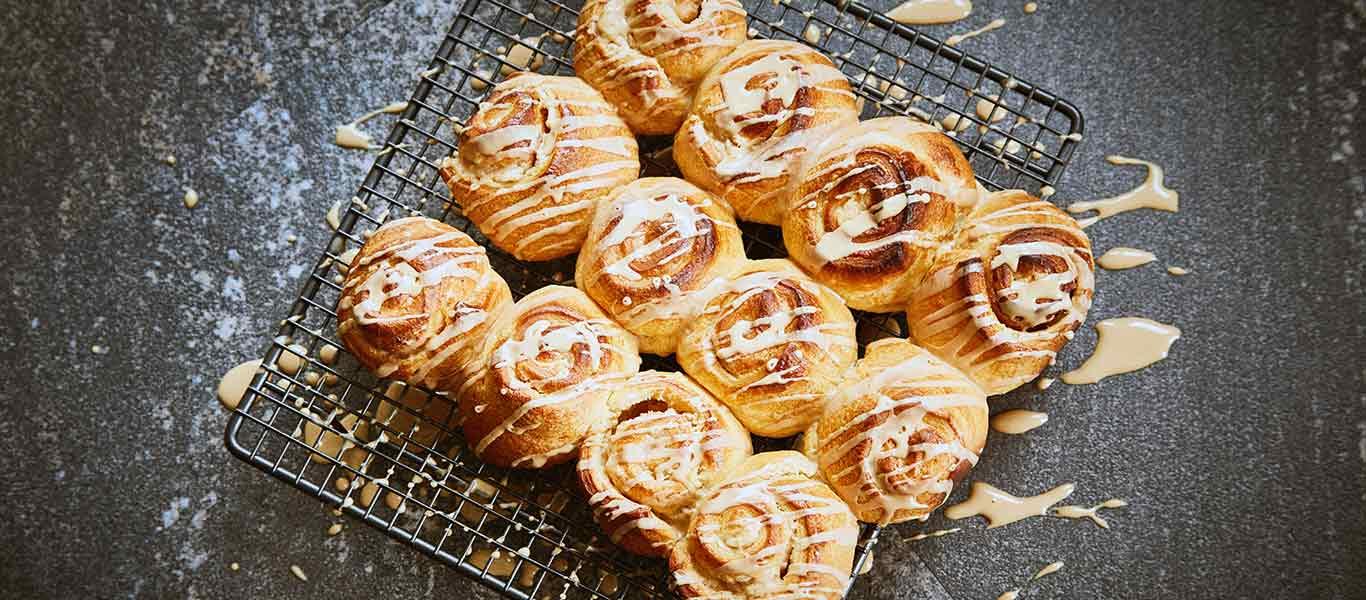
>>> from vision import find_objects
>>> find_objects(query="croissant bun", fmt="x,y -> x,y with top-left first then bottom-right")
575,177 -> 747,355
439,73 -> 640,261
907,190 -> 1094,395
574,0 -> 748,136
669,451 -> 858,600
577,370 -> 752,557
783,117 -> 979,312
674,40 -> 861,225
462,286 -> 641,468
676,259 -> 858,438
337,217 -> 512,392
814,338 -> 988,525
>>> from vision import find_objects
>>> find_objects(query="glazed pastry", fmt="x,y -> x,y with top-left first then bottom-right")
795,421 -> 821,460
575,177 -> 747,355
907,189 -> 1094,395
813,338 -> 988,525
676,259 -> 857,438
674,40 -> 860,225
462,286 -> 641,468
577,370 -> 752,557
438,73 -> 640,261
668,451 -> 858,600
783,117 -> 979,312
574,0 -> 748,136
337,216 -> 512,392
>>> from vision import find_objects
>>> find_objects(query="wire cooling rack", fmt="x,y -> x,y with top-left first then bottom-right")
224,1 -> 1083,598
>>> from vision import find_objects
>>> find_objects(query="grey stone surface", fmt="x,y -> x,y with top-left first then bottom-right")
1,0 -> 1363,599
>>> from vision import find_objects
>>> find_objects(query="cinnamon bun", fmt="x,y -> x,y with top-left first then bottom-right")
674,40 -> 860,225
336,216 -> 512,392
462,286 -> 641,468
438,73 -> 640,261
783,117 -> 979,312
668,451 -> 858,600
676,259 -> 857,438
575,177 -> 747,355
907,189 -> 1094,395
813,338 -> 988,525
577,370 -> 752,557
574,0 -> 748,136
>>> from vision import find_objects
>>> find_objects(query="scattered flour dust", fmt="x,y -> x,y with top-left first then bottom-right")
161,497 -> 191,530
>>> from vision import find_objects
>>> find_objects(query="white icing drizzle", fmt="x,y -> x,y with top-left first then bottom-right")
685,267 -> 856,434
578,372 -> 749,554
908,194 -> 1093,392
810,175 -> 956,263
712,54 -> 851,160
992,240 -> 1081,328
681,41 -> 859,223
336,219 -> 500,386
584,182 -> 743,349
440,75 -> 638,259
817,350 -> 985,524
790,119 -> 975,275
575,0 -> 746,130
673,454 -> 857,598
477,306 -> 636,456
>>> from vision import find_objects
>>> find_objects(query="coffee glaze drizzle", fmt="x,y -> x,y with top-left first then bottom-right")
886,0 -> 973,25
1053,499 -> 1128,528
675,40 -> 861,225
337,217 -> 512,392
785,117 -> 978,313
575,0 -> 748,135
439,74 -> 640,261
1095,247 -> 1156,270
576,178 -> 746,355
990,409 -> 1048,434
578,370 -> 752,557
1067,156 -> 1179,227
676,259 -> 858,437
668,452 -> 859,600
814,339 -> 989,525
1061,317 -> 1181,385
944,481 -> 1075,528
462,286 -> 641,468
908,190 -> 1094,395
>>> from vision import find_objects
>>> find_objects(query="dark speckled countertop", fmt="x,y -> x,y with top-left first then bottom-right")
2,1 -> 1363,598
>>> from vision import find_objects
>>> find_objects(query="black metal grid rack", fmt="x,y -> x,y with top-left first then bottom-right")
224,1 -> 1083,598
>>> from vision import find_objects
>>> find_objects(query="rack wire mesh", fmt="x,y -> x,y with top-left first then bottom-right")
224,0 -> 1083,598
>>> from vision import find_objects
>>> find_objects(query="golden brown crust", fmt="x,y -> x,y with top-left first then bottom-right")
336,217 -> 512,393
668,451 -> 858,600
575,177 -> 747,355
676,259 -> 857,438
577,370 -> 752,557
815,338 -> 988,525
462,286 -> 641,468
783,117 -> 979,312
907,190 -> 1094,395
438,74 -> 639,261
574,0 -> 748,136
674,40 -> 860,225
